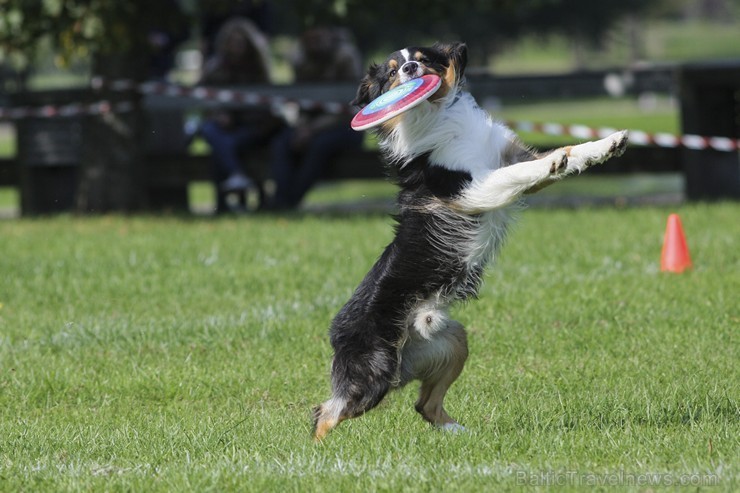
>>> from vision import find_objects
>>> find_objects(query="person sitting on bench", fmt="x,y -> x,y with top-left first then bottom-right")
267,27 -> 364,210
198,17 -> 282,211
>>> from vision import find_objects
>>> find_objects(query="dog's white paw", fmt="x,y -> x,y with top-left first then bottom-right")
439,422 -> 467,433
608,130 -> 629,158
567,130 -> 629,173
549,150 -> 568,175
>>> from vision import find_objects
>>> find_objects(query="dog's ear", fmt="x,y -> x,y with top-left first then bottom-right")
351,63 -> 381,107
434,42 -> 468,80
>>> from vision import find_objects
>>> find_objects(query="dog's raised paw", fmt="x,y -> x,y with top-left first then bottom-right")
608,130 -> 629,158
549,151 -> 568,174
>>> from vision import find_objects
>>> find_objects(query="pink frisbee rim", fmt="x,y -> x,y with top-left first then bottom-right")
351,74 -> 442,131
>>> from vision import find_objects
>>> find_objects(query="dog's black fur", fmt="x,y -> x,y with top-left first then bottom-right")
325,155 -> 475,414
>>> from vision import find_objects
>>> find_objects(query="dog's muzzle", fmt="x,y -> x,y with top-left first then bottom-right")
400,61 -> 423,83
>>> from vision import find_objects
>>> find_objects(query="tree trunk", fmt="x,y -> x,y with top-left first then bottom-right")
76,53 -> 148,213
625,15 -> 644,65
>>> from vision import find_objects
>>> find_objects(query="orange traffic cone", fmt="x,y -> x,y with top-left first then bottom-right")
661,213 -> 692,273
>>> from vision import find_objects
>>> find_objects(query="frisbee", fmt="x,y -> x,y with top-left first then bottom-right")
351,74 -> 442,131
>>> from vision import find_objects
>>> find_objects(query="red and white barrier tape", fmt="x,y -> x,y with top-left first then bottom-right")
506,121 -> 739,152
0,101 -> 135,120
1,80 -> 738,153
0,79 -> 351,121
138,81 -> 350,115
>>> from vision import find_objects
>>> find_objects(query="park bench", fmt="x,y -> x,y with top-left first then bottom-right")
142,86 -> 385,212
3,84 -> 387,213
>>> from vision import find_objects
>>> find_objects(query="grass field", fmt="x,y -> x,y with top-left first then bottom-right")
489,20 -> 740,74
1,202 -> 738,491
493,96 -> 678,148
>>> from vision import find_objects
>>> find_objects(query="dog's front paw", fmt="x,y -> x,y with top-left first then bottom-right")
549,150 -> 568,175
567,130 -> 629,173
596,130 -> 629,163
608,130 -> 629,158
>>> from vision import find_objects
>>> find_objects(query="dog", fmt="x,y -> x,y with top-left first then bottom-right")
312,42 -> 628,440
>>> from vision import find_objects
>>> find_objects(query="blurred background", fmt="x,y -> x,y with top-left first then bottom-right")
0,0 -> 739,215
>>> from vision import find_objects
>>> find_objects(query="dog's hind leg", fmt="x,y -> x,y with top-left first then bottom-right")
312,395 -> 350,442
313,345 -> 397,441
401,319 -> 469,431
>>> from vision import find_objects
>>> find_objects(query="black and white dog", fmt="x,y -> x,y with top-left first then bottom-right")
313,42 -> 628,440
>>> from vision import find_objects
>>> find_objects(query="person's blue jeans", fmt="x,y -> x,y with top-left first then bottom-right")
270,125 -> 364,208
200,119 -> 262,183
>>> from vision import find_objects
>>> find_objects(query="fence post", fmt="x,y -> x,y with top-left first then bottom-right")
679,62 -> 740,200
76,87 -> 146,213
12,87 -> 146,215
13,89 -> 86,215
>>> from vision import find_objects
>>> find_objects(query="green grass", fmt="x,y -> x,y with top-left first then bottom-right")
494,96 -> 678,147
0,138 -> 15,158
497,97 -> 678,133
1,203 -> 738,491
644,20 -> 740,63
491,20 -> 740,74
0,125 -> 16,158
0,187 -> 19,210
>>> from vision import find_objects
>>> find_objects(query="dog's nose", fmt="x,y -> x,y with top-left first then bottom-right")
402,61 -> 419,75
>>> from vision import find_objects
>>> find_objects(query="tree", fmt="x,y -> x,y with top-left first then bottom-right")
0,0 -> 189,76
0,0 -> 191,213
270,0 -> 664,65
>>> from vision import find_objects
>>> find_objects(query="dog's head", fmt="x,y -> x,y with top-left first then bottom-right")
351,42 -> 468,108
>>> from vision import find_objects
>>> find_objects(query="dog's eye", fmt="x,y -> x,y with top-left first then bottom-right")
419,56 -> 430,64
389,69 -> 397,78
